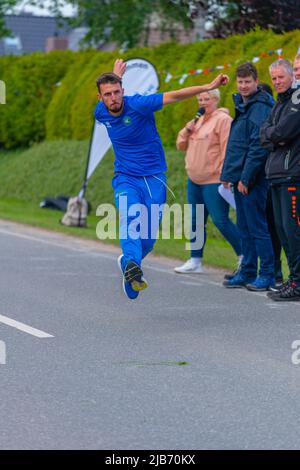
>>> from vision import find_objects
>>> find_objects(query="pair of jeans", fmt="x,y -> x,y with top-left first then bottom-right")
233,175 -> 274,278
113,172 -> 167,266
187,179 -> 242,258
271,183 -> 300,284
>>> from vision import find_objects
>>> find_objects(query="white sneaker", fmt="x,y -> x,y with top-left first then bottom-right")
174,258 -> 203,274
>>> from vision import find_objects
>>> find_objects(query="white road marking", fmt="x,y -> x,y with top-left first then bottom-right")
143,264 -> 177,275
0,228 -> 99,254
266,303 -> 284,309
179,280 -> 205,287
144,264 -> 222,286
0,314 -> 54,338
265,302 -> 300,310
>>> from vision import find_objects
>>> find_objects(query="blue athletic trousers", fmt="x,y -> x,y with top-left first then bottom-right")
113,173 -> 167,266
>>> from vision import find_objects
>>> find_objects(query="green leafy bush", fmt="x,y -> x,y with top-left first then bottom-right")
0,50 -> 74,148
1,28 -> 300,149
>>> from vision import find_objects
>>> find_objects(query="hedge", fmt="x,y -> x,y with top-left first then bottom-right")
0,28 -> 300,149
0,50 -> 75,148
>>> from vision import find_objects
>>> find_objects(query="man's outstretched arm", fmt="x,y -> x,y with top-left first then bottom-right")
163,74 -> 229,105
112,58 -> 230,104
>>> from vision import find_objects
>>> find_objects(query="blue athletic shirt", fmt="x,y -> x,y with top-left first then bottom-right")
94,93 -> 167,176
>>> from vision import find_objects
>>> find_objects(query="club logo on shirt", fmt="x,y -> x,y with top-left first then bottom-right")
123,116 -> 132,126
105,122 -> 112,128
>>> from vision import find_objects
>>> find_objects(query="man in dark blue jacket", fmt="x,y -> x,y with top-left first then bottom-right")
221,62 -> 275,290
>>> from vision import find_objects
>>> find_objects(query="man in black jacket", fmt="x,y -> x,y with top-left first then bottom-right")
260,58 -> 300,301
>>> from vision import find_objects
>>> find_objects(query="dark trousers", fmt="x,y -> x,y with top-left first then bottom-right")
233,175 -> 274,278
266,188 -> 282,269
271,183 -> 300,284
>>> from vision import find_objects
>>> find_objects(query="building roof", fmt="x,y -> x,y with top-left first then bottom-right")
0,13 -> 70,55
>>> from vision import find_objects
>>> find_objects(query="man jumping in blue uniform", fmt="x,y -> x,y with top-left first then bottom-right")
94,59 -> 229,299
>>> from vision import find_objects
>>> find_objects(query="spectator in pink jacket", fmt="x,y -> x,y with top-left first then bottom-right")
174,89 -> 242,274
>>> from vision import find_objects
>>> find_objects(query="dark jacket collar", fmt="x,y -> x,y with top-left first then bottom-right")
277,87 -> 294,103
232,89 -> 274,113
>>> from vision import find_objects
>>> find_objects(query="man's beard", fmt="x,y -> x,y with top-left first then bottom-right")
108,103 -> 123,114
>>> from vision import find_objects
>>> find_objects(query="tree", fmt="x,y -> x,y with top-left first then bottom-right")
38,0 -> 201,49
0,0 -> 20,37
202,1 -> 300,37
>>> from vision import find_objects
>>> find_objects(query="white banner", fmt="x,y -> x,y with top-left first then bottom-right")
79,58 -> 160,197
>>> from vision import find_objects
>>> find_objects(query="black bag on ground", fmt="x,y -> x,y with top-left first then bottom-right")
40,195 -> 70,212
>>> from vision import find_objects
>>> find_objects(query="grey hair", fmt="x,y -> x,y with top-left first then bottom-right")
269,59 -> 293,76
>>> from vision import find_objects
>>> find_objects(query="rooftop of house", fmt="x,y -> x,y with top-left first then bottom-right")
0,13 -> 70,55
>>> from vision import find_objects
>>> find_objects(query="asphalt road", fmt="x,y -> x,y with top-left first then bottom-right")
0,219 -> 300,450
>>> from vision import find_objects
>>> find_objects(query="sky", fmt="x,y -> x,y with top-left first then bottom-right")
15,1 -> 77,17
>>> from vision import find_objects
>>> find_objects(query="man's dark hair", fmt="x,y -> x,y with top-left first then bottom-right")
236,62 -> 258,81
259,82 -> 273,97
96,73 -> 122,92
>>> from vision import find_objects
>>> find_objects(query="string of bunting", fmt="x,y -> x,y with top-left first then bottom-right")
164,48 -> 284,84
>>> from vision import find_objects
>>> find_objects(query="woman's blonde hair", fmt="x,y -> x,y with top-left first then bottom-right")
197,88 -> 220,102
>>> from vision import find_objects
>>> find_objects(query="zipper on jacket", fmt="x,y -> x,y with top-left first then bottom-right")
284,150 -> 291,170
